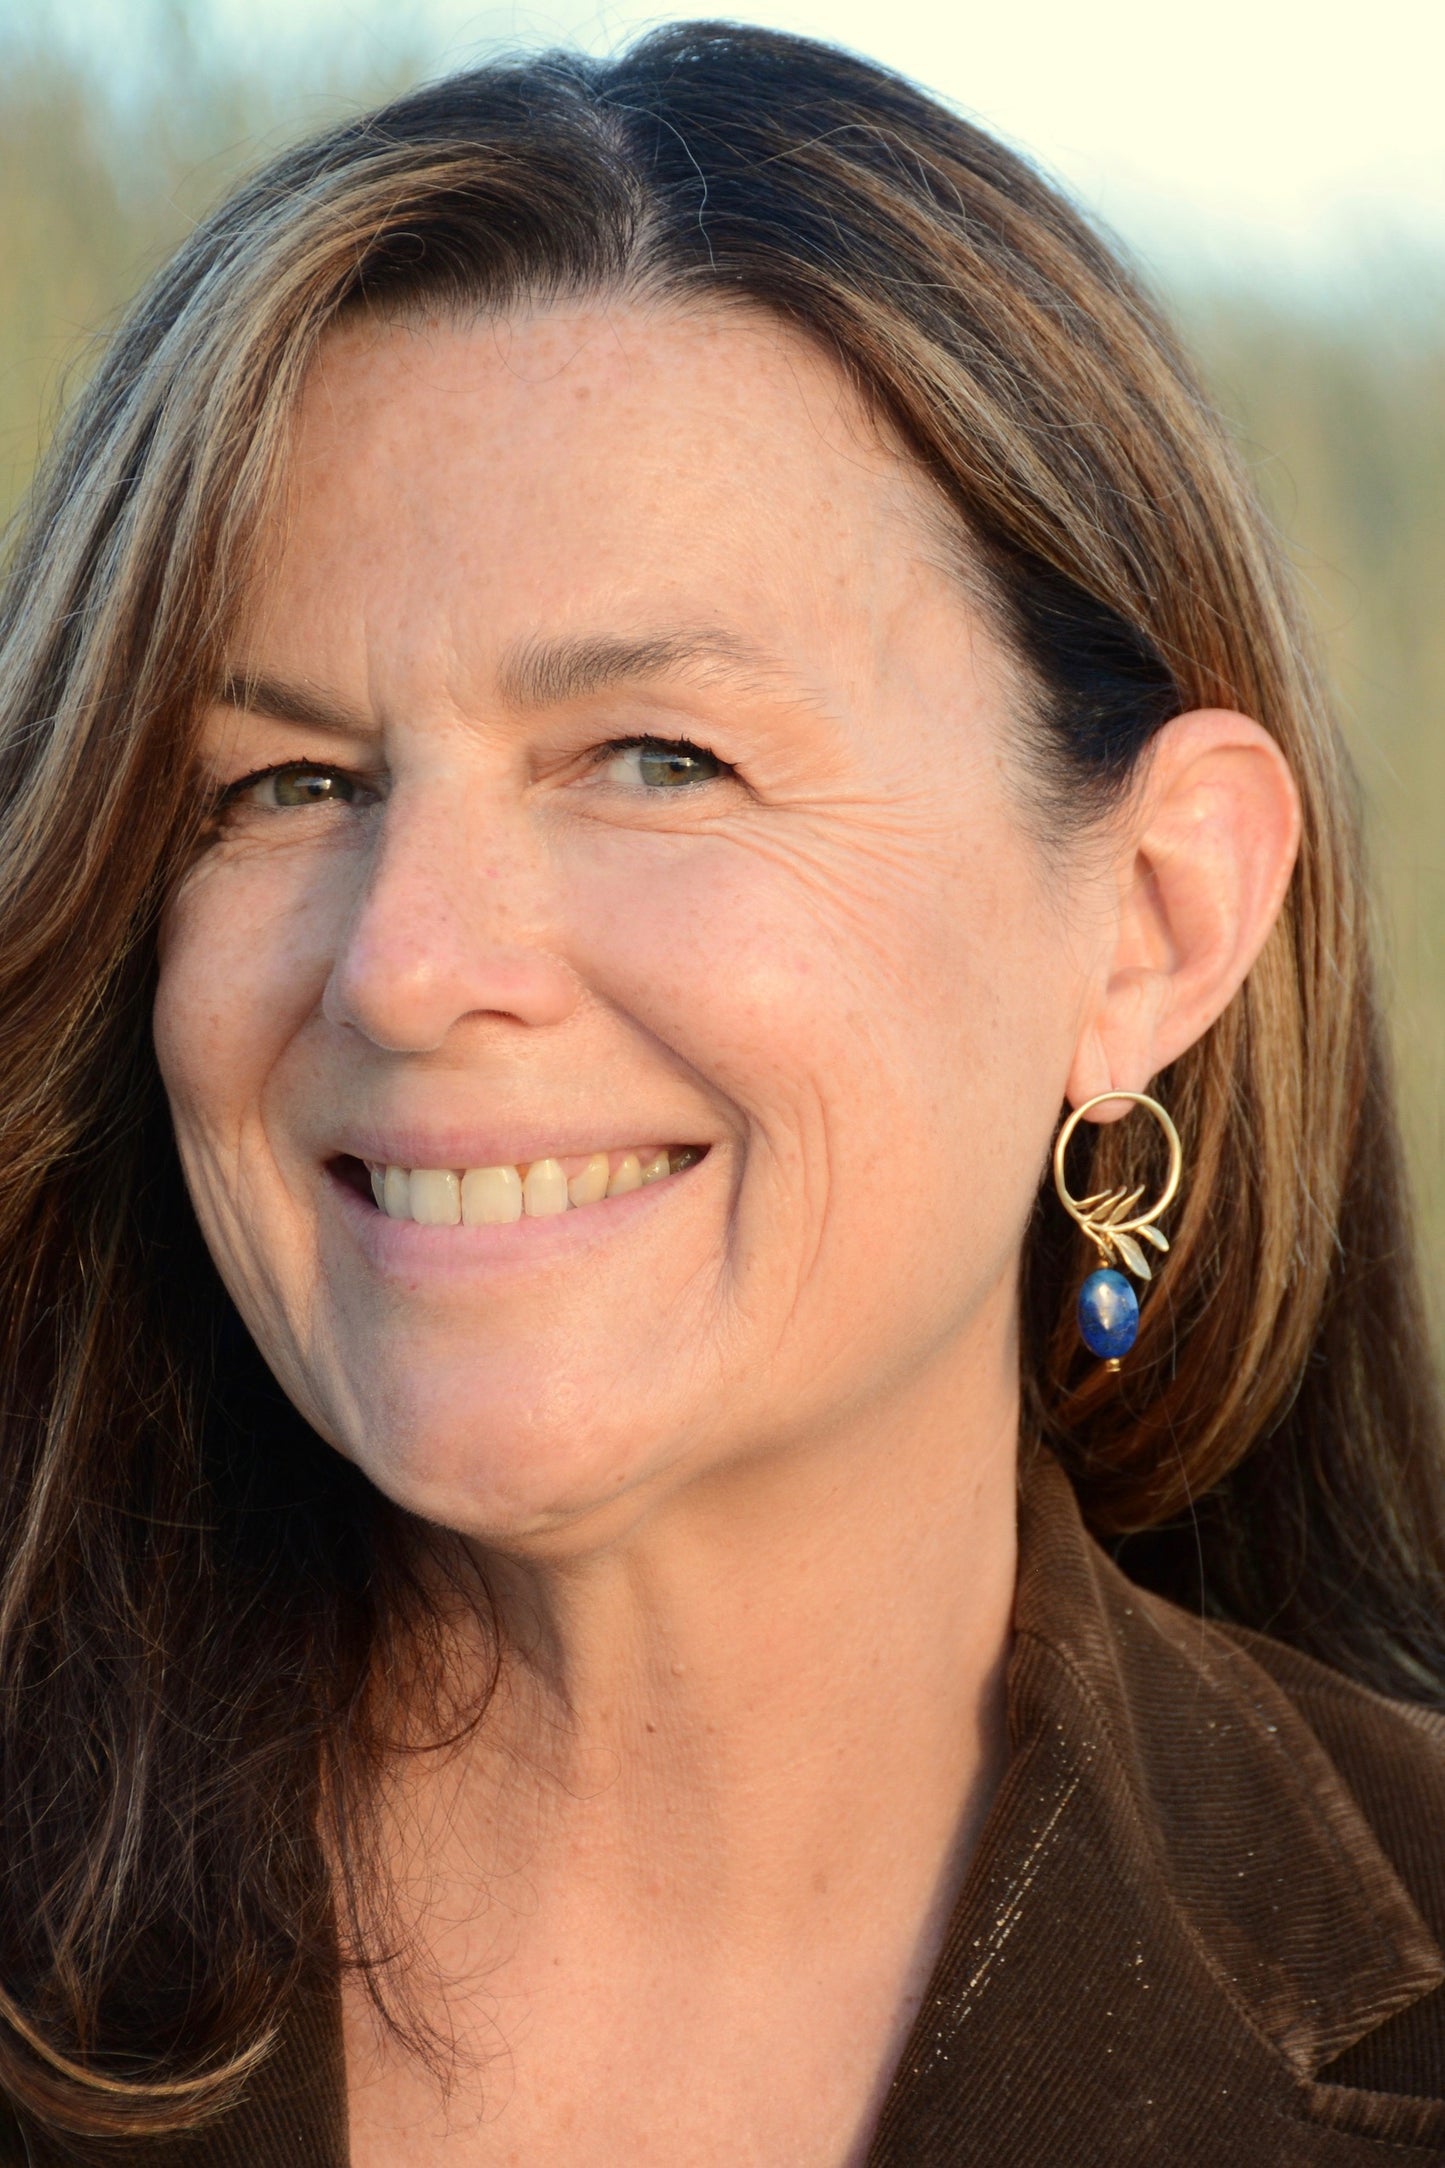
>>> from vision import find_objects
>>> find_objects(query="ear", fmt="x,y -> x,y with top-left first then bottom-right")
1066,710 -> 1301,1114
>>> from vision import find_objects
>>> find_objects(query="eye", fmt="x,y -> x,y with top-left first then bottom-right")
597,737 -> 731,791
218,762 -> 376,812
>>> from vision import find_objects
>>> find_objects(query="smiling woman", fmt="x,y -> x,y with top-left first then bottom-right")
2,22 -> 1445,2168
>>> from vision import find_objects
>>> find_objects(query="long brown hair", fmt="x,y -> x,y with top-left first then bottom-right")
1,21 -> 1441,2144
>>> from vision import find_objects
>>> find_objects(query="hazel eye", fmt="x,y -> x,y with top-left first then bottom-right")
224,763 -> 370,810
600,738 -> 729,790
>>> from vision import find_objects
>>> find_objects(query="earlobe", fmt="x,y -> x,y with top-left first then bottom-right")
1066,709 -> 1301,1114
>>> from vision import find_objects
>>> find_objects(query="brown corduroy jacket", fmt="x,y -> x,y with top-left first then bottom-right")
8,1450 -> 1445,2164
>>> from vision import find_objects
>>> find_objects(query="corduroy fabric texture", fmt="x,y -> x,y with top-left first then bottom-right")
6,1451 -> 1445,2163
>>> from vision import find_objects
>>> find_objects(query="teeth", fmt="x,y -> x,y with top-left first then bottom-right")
409,1169 -> 460,1225
461,1165 -> 522,1225
607,1153 -> 643,1196
367,1147 -> 699,1226
523,1158 -> 569,1218
568,1152 -> 611,1207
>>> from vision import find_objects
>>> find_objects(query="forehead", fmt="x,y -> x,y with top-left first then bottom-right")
246,301 -> 958,687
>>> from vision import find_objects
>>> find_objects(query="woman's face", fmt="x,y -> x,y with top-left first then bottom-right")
155,304 -> 1107,1546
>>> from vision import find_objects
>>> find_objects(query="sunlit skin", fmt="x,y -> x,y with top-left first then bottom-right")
154,305 -> 1300,2164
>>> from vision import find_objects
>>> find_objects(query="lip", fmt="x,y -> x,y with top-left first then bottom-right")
323,1152 -> 702,1285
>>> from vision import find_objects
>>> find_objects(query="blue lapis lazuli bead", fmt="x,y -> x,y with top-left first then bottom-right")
1078,1268 -> 1139,1360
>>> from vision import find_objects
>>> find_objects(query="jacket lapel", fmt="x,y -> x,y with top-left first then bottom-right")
867,1454 -> 1445,2165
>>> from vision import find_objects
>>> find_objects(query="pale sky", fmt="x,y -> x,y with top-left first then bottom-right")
57,0 -> 1445,270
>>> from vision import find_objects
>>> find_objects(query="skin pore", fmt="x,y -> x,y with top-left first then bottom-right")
154,303 -> 1300,2164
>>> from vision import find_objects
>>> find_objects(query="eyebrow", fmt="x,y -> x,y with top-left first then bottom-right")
215,627 -> 801,732
216,671 -> 370,736
495,628 -> 788,709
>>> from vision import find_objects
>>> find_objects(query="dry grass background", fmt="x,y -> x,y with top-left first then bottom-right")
3,6 -> 1443,1332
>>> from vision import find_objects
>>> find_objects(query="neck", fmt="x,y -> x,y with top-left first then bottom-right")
383,1310 -> 1021,1976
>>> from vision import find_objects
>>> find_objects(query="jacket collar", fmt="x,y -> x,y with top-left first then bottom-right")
868,1450 -> 1445,2163
94,1450 -> 1445,2168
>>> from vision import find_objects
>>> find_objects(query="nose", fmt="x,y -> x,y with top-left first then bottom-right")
321,786 -> 579,1052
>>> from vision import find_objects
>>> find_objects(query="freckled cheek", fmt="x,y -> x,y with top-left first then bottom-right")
563,844 -> 954,1140
577,837 -> 1076,1264
568,846 -> 806,1025
153,867 -> 335,1137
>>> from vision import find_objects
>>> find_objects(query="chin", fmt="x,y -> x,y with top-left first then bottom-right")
329,1365 -> 678,1546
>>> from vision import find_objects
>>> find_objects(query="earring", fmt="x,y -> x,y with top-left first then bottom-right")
1052,1091 -> 1182,1371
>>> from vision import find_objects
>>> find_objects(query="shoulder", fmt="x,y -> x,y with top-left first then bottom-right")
1019,1452 -> 1445,1950
1215,1617 -> 1445,1939
898,1467 -> 1445,2161
1169,1603 -> 1445,2104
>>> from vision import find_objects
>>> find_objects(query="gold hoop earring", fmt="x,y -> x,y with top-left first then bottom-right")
1052,1091 -> 1182,1371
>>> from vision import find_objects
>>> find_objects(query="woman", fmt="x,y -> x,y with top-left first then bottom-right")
1,21 -> 1443,2163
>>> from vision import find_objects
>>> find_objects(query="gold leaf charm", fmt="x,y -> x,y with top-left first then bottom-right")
1110,1230 -> 1151,1280
1052,1095 -> 1183,1287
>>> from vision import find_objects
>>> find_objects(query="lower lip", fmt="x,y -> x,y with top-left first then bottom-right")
325,1160 -> 698,1284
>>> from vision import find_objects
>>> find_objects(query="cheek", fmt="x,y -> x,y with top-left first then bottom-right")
561,815 -> 1085,1273
153,850 -> 337,1140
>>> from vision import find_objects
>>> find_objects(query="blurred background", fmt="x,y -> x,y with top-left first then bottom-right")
4,0 -> 1444,1329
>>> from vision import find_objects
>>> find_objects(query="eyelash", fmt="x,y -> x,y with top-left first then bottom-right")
211,734 -> 735,813
213,763 -> 344,806
594,735 -> 734,788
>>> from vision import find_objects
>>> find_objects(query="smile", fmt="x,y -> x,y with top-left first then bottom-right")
362,1146 -> 705,1226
